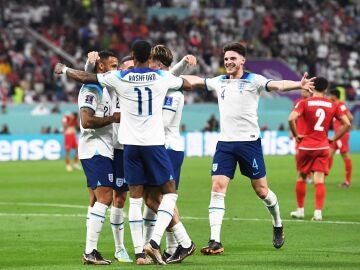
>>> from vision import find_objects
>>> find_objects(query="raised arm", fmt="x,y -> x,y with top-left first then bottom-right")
170,55 -> 197,76
54,63 -> 98,84
267,72 -> 315,93
84,51 -> 99,72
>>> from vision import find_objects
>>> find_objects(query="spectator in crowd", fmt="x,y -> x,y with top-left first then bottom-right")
0,124 -> 10,134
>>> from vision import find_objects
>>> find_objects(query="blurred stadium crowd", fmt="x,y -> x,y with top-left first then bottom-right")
0,0 -> 359,105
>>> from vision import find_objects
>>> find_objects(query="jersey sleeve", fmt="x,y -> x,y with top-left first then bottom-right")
164,72 -> 184,91
293,99 -> 305,115
205,76 -> 221,91
96,71 -> 119,93
78,85 -> 102,111
253,73 -> 272,92
334,102 -> 346,120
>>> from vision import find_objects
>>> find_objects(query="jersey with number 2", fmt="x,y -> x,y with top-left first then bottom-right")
294,96 -> 343,149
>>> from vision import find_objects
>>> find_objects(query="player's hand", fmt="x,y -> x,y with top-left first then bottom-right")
87,51 -> 100,64
295,135 -> 304,143
300,72 -> 316,93
183,55 -> 197,66
54,63 -> 66,74
112,112 -> 121,123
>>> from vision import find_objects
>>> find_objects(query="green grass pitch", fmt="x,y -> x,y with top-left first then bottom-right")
0,154 -> 359,269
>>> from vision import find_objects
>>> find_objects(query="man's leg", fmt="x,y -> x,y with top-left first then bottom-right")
291,173 -> 307,219
201,175 -> 228,255
84,186 -> 112,264
111,190 -> 132,262
251,177 -> 284,249
340,152 -> 352,187
144,180 -> 178,264
313,171 -> 325,221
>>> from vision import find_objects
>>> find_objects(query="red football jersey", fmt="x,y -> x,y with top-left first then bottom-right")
333,101 -> 350,132
294,97 -> 344,149
293,99 -> 307,136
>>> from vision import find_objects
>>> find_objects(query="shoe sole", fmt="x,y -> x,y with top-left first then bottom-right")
82,258 -> 111,265
166,245 -> 196,264
144,244 -> 166,265
136,258 -> 153,265
200,247 -> 224,255
115,258 -> 133,263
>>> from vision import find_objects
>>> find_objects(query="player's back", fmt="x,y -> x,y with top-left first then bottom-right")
97,68 -> 184,146
298,96 -> 339,149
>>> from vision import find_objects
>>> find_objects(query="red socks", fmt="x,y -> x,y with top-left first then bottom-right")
345,158 -> 352,184
315,183 -> 326,210
295,180 -> 306,208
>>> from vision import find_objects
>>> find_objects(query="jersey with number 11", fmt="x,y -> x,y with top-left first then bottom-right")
97,68 -> 184,145
294,96 -> 344,150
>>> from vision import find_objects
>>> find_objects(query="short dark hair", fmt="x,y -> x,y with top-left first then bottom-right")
314,77 -> 328,92
98,50 -> 117,60
120,55 -> 133,64
223,42 -> 246,57
131,40 -> 151,63
329,88 -> 340,99
150,45 -> 173,67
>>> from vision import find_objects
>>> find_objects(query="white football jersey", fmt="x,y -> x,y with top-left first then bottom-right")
111,94 -> 123,150
205,72 -> 271,141
78,84 -> 114,159
163,90 -> 185,151
97,68 -> 184,145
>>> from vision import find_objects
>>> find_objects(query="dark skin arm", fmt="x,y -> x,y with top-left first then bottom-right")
80,107 -> 117,129
54,63 -> 98,84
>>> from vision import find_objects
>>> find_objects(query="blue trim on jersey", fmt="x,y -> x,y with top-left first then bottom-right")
219,71 -> 252,81
79,104 -> 96,112
265,79 -> 273,92
119,67 -> 165,78
143,218 -> 157,222
81,83 -> 103,100
163,107 -> 176,112
111,222 -> 124,226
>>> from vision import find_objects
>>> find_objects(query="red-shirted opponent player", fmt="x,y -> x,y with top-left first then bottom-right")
328,89 -> 353,188
288,77 -> 351,221
62,111 -> 80,171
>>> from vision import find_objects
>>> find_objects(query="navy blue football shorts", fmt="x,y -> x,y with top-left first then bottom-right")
124,145 -> 175,187
112,149 -> 129,192
166,149 -> 184,190
81,155 -> 114,189
211,139 -> 266,180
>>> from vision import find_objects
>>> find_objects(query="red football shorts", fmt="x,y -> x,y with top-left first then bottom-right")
330,133 -> 349,153
296,149 -> 330,175
64,133 -> 78,151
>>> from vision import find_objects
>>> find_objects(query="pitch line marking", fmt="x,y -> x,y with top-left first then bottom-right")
0,212 -> 359,225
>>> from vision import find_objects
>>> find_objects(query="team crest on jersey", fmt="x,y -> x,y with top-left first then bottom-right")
164,96 -> 173,106
108,173 -> 113,182
84,95 -> 94,105
238,81 -> 246,92
212,163 -> 218,172
116,178 -> 124,187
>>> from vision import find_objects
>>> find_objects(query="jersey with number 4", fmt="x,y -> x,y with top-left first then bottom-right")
97,68 -> 184,145
78,83 -> 114,159
294,96 -> 344,150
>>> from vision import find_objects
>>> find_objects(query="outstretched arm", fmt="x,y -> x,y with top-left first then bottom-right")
181,75 -> 206,90
54,63 -> 98,84
267,72 -> 315,93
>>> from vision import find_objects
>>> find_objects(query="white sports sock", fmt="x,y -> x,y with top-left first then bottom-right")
209,191 -> 225,243
165,229 -> 177,255
86,206 -> 92,228
143,205 -> 157,245
151,193 -> 178,245
172,222 -> 191,248
263,189 -> 282,227
110,206 -> 125,252
85,202 -> 108,254
128,197 -> 143,254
